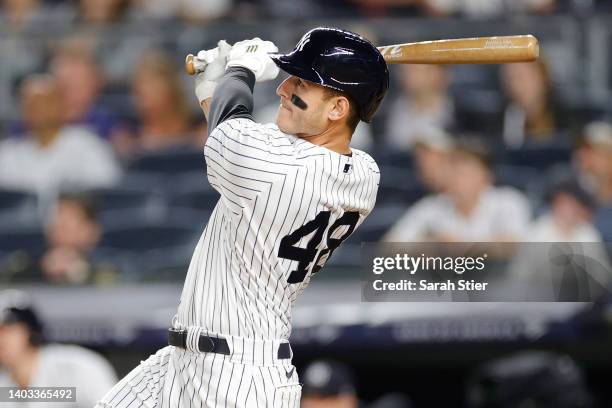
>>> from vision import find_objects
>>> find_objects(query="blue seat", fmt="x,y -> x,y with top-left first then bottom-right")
0,228 -> 46,254
165,172 -> 220,212
501,144 -> 572,169
0,189 -> 36,210
168,190 -> 220,212
129,147 -> 204,175
348,204 -> 408,244
494,165 -> 542,192
370,148 -> 414,169
100,223 -> 199,252
378,166 -> 426,205
594,207 -> 612,242
89,186 -> 154,211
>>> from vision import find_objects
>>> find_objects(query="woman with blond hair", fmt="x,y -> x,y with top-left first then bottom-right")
113,50 -> 199,158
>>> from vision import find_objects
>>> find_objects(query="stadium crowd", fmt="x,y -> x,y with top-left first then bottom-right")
1,1 -> 612,285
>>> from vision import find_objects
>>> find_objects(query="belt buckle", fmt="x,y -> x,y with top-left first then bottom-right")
168,328 -> 187,349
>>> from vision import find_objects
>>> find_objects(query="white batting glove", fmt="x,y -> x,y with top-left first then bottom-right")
194,40 -> 232,103
226,38 -> 279,82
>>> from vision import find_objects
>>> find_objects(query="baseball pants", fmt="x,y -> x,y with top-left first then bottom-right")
95,333 -> 301,407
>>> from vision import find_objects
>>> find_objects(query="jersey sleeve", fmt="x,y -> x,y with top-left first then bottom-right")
207,67 -> 255,133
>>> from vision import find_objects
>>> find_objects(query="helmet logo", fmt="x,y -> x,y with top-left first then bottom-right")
295,33 -> 311,52
246,45 -> 259,53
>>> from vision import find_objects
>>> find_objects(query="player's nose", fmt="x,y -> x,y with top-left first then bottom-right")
276,76 -> 293,98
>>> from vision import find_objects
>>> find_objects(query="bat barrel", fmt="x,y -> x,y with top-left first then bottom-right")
378,35 -> 539,65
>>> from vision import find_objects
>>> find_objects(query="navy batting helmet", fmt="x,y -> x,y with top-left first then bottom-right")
0,290 -> 44,346
270,27 -> 389,123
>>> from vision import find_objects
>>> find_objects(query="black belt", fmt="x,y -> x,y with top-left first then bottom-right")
168,328 -> 291,359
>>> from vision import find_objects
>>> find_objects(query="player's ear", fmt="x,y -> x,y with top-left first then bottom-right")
327,96 -> 350,122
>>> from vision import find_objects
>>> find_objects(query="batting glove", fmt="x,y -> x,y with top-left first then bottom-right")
194,40 -> 232,103
226,38 -> 279,82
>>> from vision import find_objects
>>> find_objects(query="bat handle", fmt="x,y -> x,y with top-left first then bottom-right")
185,54 -> 196,76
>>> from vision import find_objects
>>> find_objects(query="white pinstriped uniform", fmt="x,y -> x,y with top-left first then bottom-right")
96,118 -> 379,407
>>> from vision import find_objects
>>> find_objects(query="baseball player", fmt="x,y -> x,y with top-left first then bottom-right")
97,27 -> 388,407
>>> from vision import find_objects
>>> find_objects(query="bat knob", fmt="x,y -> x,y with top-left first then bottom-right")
185,54 -> 196,75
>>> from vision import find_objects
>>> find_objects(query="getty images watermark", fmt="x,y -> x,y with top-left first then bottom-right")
361,242 -> 612,302
372,252 -> 489,292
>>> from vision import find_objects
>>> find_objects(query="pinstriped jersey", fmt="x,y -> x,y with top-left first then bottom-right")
176,118 -> 379,340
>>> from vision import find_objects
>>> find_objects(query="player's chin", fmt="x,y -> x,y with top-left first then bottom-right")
275,109 -> 293,133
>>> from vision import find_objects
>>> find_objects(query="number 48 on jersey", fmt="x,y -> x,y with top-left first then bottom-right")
278,210 -> 359,283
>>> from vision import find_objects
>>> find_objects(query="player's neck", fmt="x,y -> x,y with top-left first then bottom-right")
300,125 -> 352,155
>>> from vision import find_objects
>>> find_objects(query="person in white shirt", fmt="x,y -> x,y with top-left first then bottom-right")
509,178 -> 611,300
384,139 -> 531,242
528,178 -> 602,242
385,64 -> 455,151
0,75 -> 121,201
0,290 -> 117,408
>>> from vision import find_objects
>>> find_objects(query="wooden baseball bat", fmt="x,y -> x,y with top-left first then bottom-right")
185,35 -> 539,75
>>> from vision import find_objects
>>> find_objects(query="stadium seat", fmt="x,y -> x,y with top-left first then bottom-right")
99,223 -> 200,252
494,165 -> 542,192
0,228 -> 46,254
377,166 -> 426,205
500,144 -> 572,169
370,148 -> 414,169
0,190 -> 40,230
128,146 -> 205,175
594,207 -> 612,242
130,246 -> 193,281
348,204 -> 408,244
88,185 -> 155,212
0,189 -> 36,212
168,189 -> 220,212
165,172 -> 220,212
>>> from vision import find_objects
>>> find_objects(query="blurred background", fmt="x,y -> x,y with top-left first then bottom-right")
1,0 -> 612,406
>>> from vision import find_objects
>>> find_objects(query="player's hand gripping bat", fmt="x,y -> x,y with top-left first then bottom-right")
185,35 -> 539,75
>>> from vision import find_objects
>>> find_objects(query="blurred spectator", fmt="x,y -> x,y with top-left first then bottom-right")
385,65 -> 455,151
1,0 -> 43,30
130,0 -> 231,22
574,121 -> 612,207
50,38 -> 118,139
412,127 -> 454,193
0,290 -> 117,407
527,177 -> 601,241
78,0 -> 130,25
510,176 -> 611,300
423,0 -> 556,18
301,360 -> 360,408
499,60 -> 567,148
0,75 -> 121,202
255,0 -> 337,19
4,193 -> 120,285
466,351 -> 592,408
350,0 -> 422,17
384,139 -> 531,242
113,51 -> 199,158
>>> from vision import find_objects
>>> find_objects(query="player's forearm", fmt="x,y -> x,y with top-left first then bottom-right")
207,67 -> 255,135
